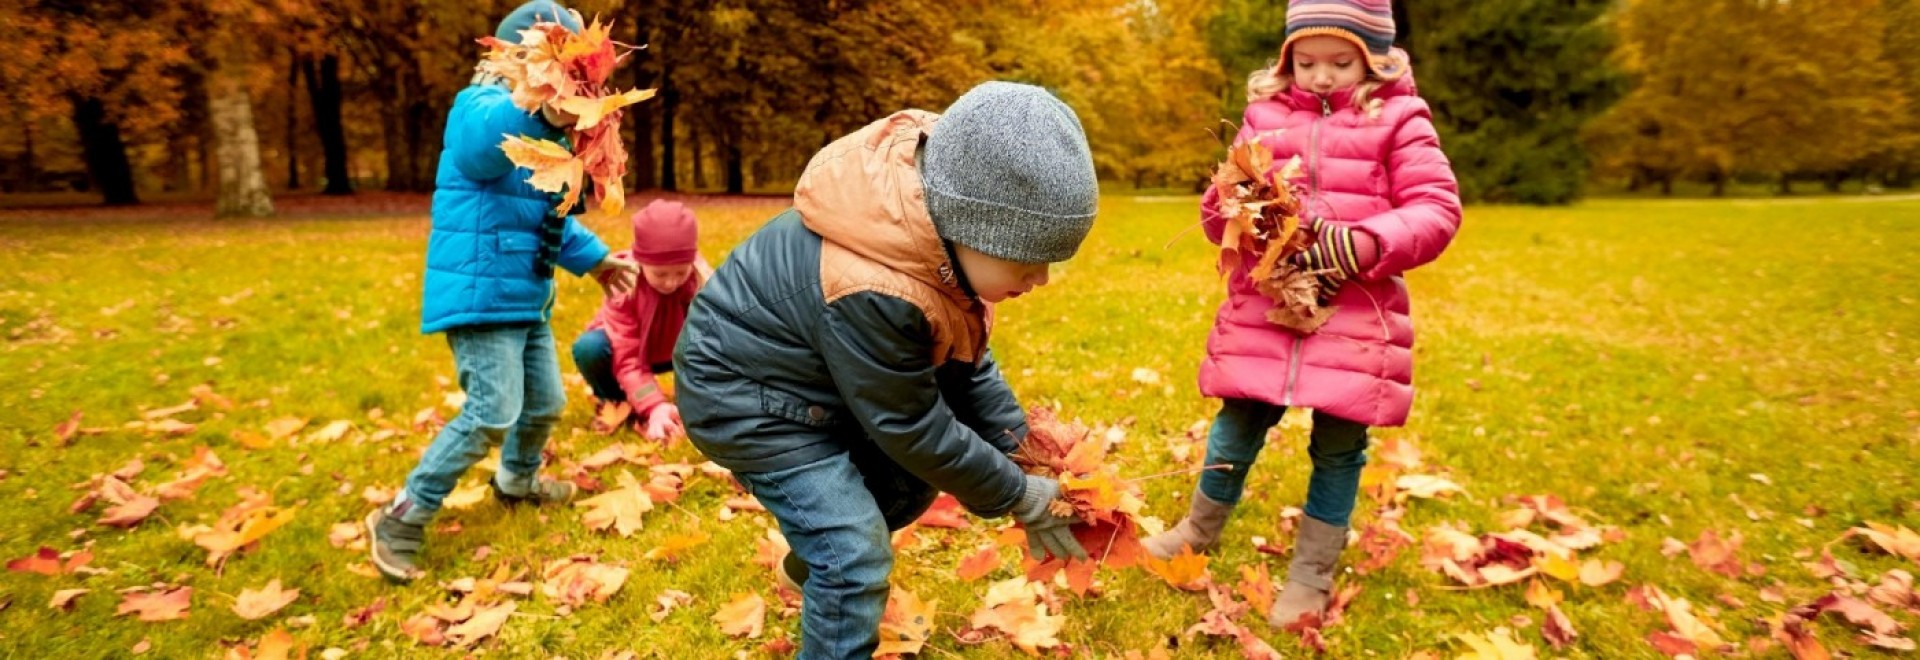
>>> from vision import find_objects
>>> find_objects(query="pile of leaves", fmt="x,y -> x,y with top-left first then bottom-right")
1211,128 -> 1335,334
478,12 -> 654,218
1008,407 -> 1150,596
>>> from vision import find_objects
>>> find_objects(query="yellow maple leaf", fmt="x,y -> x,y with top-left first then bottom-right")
712,592 -> 765,639
575,470 -> 653,537
232,579 -> 300,620
499,135 -> 584,215
554,88 -> 656,131
877,587 -> 938,656
196,505 -> 296,567
1456,627 -> 1538,659
643,531 -> 711,563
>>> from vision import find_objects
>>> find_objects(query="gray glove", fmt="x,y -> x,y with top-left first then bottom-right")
1011,475 -> 1089,561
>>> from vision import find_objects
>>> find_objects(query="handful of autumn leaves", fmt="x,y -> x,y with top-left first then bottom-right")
479,13 -> 654,218
1212,129 -> 1338,334
1009,407 -> 1150,596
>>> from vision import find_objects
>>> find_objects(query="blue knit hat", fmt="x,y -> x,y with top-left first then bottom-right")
496,0 -> 582,41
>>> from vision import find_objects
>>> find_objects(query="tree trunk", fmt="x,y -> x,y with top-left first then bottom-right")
1778,173 -> 1792,195
628,14 -> 656,191
382,69 -> 413,192
659,60 -> 677,192
70,96 -> 140,205
1709,171 -> 1727,197
724,140 -> 744,195
304,55 -> 352,195
1393,0 -> 1415,52
209,34 -> 276,218
692,123 -> 706,190
403,95 -> 434,191
1659,174 -> 1673,196
1824,173 -> 1845,193
285,48 -> 301,190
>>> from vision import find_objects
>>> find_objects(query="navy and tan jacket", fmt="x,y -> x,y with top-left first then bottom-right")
673,110 -> 1030,517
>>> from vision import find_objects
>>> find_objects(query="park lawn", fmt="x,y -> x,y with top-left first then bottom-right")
0,194 -> 1915,657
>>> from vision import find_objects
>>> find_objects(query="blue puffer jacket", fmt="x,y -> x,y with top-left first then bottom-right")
420,83 -> 610,334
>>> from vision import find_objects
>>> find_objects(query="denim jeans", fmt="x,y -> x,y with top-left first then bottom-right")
1198,398 -> 1370,527
734,441 -> 937,660
569,327 -> 673,404
393,323 -> 565,524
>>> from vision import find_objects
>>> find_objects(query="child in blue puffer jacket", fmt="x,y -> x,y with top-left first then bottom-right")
364,0 -> 638,582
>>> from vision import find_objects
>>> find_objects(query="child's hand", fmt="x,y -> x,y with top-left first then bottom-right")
641,402 -> 683,441
1293,218 -> 1380,282
592,254 -> 640,296
1012,475 -> 1089,561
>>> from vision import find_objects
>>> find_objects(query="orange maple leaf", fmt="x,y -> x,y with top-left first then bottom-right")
1145,544 -> 1211,591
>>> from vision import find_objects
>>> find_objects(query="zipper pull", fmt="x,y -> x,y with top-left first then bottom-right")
1320,95 -> 1332,117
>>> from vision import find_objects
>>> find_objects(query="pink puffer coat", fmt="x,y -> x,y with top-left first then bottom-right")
1198,67 -> 1461,427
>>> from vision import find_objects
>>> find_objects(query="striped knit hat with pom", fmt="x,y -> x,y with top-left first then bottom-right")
1279,0 -> 1406,81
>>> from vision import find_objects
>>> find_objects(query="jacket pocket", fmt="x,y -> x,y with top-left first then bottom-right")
759,386 -> 840,428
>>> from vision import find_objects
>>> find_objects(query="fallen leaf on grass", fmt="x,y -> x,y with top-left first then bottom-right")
445,600 -> 515,648
650,589 -> 693,622
713,593 -> 766,639
876,586 -> 936,657
643,531 -> 710,563
7,546 -> 93,575
49,589 -> 88,611
117,586 -> 192,622
1456,627 -> 1536,659
233,579 -> 301,620
1144,544 -> 1211,591
576,470 -> 653,537
541,555 -> 630,609
957,546 -> 1001,582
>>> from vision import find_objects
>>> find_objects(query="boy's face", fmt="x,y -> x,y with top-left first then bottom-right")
952,244 -> 1052,303
1291,35 -> 1367,95
640,263 -> 693,294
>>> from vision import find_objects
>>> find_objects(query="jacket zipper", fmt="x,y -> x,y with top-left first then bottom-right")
1283,95 -> 1333,407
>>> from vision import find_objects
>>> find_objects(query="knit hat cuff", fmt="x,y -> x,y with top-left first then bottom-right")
1280,26 -> 1407,81
633,247 -> 697,266
925,185 -> 1094,265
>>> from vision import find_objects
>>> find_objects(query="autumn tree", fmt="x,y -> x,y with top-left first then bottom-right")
1588,0 -> 1907,195
3,0 -> 192,204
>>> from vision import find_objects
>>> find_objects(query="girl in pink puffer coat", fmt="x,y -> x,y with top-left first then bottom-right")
1142,0 -> 1462,631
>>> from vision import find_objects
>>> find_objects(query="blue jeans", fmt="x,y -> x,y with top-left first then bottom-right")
734,442 -> 937,660
1198,398 -> 1370,527
569,327 -> 672,403
394,323 -> 565,523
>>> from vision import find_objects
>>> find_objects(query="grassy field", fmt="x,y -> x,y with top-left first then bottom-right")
0,194 -> 1916,658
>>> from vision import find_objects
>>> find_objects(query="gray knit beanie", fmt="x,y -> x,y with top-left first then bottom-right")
922,82 -> 1098,264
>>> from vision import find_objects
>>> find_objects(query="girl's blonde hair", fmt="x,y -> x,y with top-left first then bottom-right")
1246,60 -> 1386,120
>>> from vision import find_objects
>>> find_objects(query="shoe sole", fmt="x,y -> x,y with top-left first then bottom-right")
364,509 -> 422,583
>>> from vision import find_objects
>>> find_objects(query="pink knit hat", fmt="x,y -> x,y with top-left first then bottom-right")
629,199 -> 698,265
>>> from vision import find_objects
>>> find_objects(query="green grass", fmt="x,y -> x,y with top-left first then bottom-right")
1,195 -> 1916,657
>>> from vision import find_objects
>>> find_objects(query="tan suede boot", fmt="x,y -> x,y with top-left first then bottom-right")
1269,516 -> 1348,629
1141,490 -> 1235,559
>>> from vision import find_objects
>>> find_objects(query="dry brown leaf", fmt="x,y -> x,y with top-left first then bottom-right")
876,586 -> 937,657
541,555 -> 630,609
650,589 -> 693,622
712,592 -> 766,639
445,600 -> 515,648
575,470 -> 653,537
117,586 -> 192,622
49,588 -> 88,611
232,579 -> 300,620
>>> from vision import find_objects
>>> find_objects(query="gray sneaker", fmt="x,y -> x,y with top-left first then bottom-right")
365,506 -> 426,582
490,476 -> 578,507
